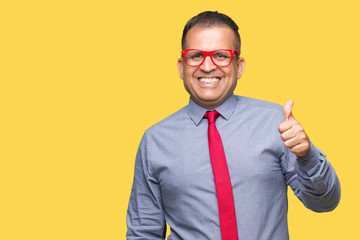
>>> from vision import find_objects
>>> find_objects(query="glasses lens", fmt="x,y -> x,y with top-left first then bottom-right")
212,50 -> 232,66
185,50 -> 204,66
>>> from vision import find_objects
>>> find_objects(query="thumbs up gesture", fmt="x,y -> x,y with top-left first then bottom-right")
278,100 -> 311,157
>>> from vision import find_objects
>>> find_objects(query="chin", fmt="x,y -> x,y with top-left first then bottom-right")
196,96 -> 223,108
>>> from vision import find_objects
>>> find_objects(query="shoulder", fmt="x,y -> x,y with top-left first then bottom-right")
144,106 -> 189,135
235,95 -> 283,113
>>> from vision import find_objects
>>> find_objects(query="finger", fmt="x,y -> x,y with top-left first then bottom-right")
283,135 -> 302,149
289,142 -> 310,157
278,120 -> 294,133
280,121 -> 306,139
280,128 -> 296,141
283,100 -> 295,121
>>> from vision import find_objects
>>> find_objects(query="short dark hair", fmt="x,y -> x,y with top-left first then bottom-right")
181,11 -> 241,54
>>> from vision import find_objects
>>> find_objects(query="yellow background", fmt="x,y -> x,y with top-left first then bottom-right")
1,0 -> 359,239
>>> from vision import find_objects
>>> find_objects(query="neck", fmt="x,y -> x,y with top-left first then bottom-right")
192,96 -> 231,109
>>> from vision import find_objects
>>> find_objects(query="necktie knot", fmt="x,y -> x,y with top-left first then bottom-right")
204,111 -> 220,124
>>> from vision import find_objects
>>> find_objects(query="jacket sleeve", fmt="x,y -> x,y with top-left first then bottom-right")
126,132 -> 166,239
281,140 -> 341,212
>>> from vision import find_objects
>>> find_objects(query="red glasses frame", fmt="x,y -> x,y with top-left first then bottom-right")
182,49 -> 239,67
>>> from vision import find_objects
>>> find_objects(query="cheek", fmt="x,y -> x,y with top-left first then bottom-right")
184,68 -> 197,81
226,67 -> 238,80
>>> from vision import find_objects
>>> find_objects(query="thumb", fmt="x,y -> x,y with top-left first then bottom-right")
283,100 -> 294,121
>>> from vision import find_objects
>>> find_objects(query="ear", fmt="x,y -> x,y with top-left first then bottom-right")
236,57 -> 246,79
177,58 -> 184,80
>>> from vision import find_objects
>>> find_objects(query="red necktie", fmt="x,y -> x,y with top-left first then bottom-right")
204,111 -> 238,240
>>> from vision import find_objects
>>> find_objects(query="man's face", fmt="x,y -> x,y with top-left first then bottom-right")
177,26 -> 245,109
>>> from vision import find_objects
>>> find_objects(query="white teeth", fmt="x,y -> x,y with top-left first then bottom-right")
199,78 -> 220,83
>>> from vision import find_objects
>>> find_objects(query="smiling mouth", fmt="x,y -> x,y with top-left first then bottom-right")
198,77 -> 220,83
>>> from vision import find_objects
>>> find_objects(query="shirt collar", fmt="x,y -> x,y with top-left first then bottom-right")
186,94 -> 238,126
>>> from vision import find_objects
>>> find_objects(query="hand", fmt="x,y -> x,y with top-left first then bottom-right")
278,100 -> 311,157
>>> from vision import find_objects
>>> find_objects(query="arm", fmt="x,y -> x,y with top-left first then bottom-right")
126,132 -> 166,239
278,100 -> 341,212
281,142 -> 341,212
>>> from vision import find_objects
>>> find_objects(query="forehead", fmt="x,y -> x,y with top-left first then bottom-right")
185,26 -> 236,51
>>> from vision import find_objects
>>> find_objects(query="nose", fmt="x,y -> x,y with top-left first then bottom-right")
200,55 -> 217,72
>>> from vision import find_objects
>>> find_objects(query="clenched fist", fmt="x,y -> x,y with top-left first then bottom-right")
278,100 -> 311,157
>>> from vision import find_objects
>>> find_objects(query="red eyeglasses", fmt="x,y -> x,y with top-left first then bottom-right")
182,49 -> 239,67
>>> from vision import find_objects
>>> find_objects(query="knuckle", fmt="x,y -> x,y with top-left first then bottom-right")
290,148 -> 297,154
299,134 -> 306,141
294,125 -> 303,132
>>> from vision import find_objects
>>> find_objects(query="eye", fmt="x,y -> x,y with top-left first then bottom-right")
191,54 -> 202,59
188,51 -> 203,60
213,51 -> 230,60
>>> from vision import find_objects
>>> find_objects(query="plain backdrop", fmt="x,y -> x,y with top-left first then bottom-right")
1,0 -> 359,239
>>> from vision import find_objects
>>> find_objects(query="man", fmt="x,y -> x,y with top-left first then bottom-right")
126,11 -> 340,240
